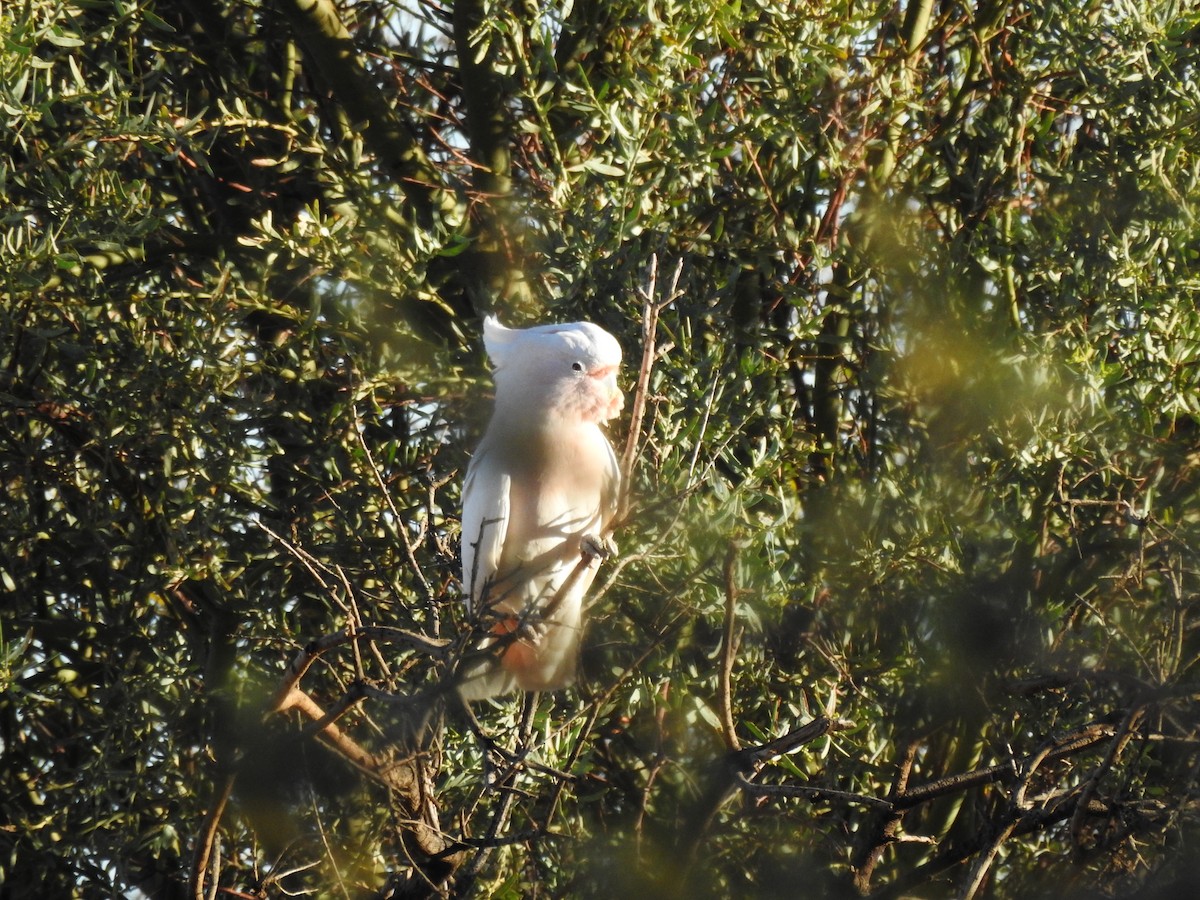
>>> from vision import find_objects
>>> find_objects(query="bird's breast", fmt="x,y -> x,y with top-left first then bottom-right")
496,423 -> 615,572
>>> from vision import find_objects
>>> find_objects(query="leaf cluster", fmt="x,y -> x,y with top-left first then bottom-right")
3,0 -> 1200,897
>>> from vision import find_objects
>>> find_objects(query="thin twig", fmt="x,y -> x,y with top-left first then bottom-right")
961,741 -> 1054,900
254,518 -> 336,591
455,694 -> 539,893
737,774 -> 894,811
337,565 -> 367,681
1068,702 -> 1146,852
718,542 -> 742,752
357,425 -> 435,605
618,254 -> 683,525
309,778 -> 352,900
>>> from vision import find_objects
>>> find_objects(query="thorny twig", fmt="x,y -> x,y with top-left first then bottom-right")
961,741 -> 1055,900
453,693 -> 539,894
617,253 -> 683,527
718,543 -> 742,752
736,721 -> 1139,898
357,425 -> 436,606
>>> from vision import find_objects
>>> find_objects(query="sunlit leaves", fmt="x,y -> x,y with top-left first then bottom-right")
4,0 -> 1200,896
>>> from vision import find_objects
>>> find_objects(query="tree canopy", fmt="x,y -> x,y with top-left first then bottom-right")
3,0 -> 1200,897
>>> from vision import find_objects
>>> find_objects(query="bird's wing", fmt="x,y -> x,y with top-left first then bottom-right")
460,438 -> 511,614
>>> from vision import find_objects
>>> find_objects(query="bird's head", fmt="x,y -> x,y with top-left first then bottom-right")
483,315 -> 624,425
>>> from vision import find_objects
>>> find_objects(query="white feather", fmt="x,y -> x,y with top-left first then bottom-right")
458,315 -> 623,699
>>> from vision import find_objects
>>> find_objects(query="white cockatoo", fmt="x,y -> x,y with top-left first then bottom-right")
458,315 -> 624,699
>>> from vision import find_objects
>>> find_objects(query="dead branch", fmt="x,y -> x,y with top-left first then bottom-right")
718,542 -> 743,753
618,254 -> 683,525
190,621 -> 463,900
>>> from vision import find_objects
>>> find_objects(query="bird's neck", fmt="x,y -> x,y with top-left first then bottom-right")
492,408 -> 597,437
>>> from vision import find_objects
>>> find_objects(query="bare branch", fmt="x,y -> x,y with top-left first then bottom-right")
189,775 -> 235,900
618,255 -> 684,525
736,774 -> 894,812
718,542 -> 742,752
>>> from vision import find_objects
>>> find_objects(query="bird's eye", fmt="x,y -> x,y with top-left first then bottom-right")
571,362 -> 583,372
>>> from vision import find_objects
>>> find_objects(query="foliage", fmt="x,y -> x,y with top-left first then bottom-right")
3,0 -> 1200,897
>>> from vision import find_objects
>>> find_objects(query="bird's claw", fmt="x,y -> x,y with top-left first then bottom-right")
515,618 -> 548,645
581,533 -> 616,561
490,612 -> 547,647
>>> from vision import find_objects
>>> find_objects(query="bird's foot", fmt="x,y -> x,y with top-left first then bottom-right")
513,617 -> 548,646
581,533 -> 617,561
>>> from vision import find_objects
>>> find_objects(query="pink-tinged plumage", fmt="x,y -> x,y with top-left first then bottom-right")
459,316 -> 623,699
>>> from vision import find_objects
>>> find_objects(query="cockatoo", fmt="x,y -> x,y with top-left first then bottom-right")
458,315 -> 624,699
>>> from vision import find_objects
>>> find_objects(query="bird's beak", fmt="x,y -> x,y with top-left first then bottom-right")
590,365 -> 624,413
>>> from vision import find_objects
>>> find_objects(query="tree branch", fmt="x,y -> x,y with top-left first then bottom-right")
189,774 -> 235,900
261,630 -> 465,892
718,542 -> 742,752
618,254 -> 682,524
